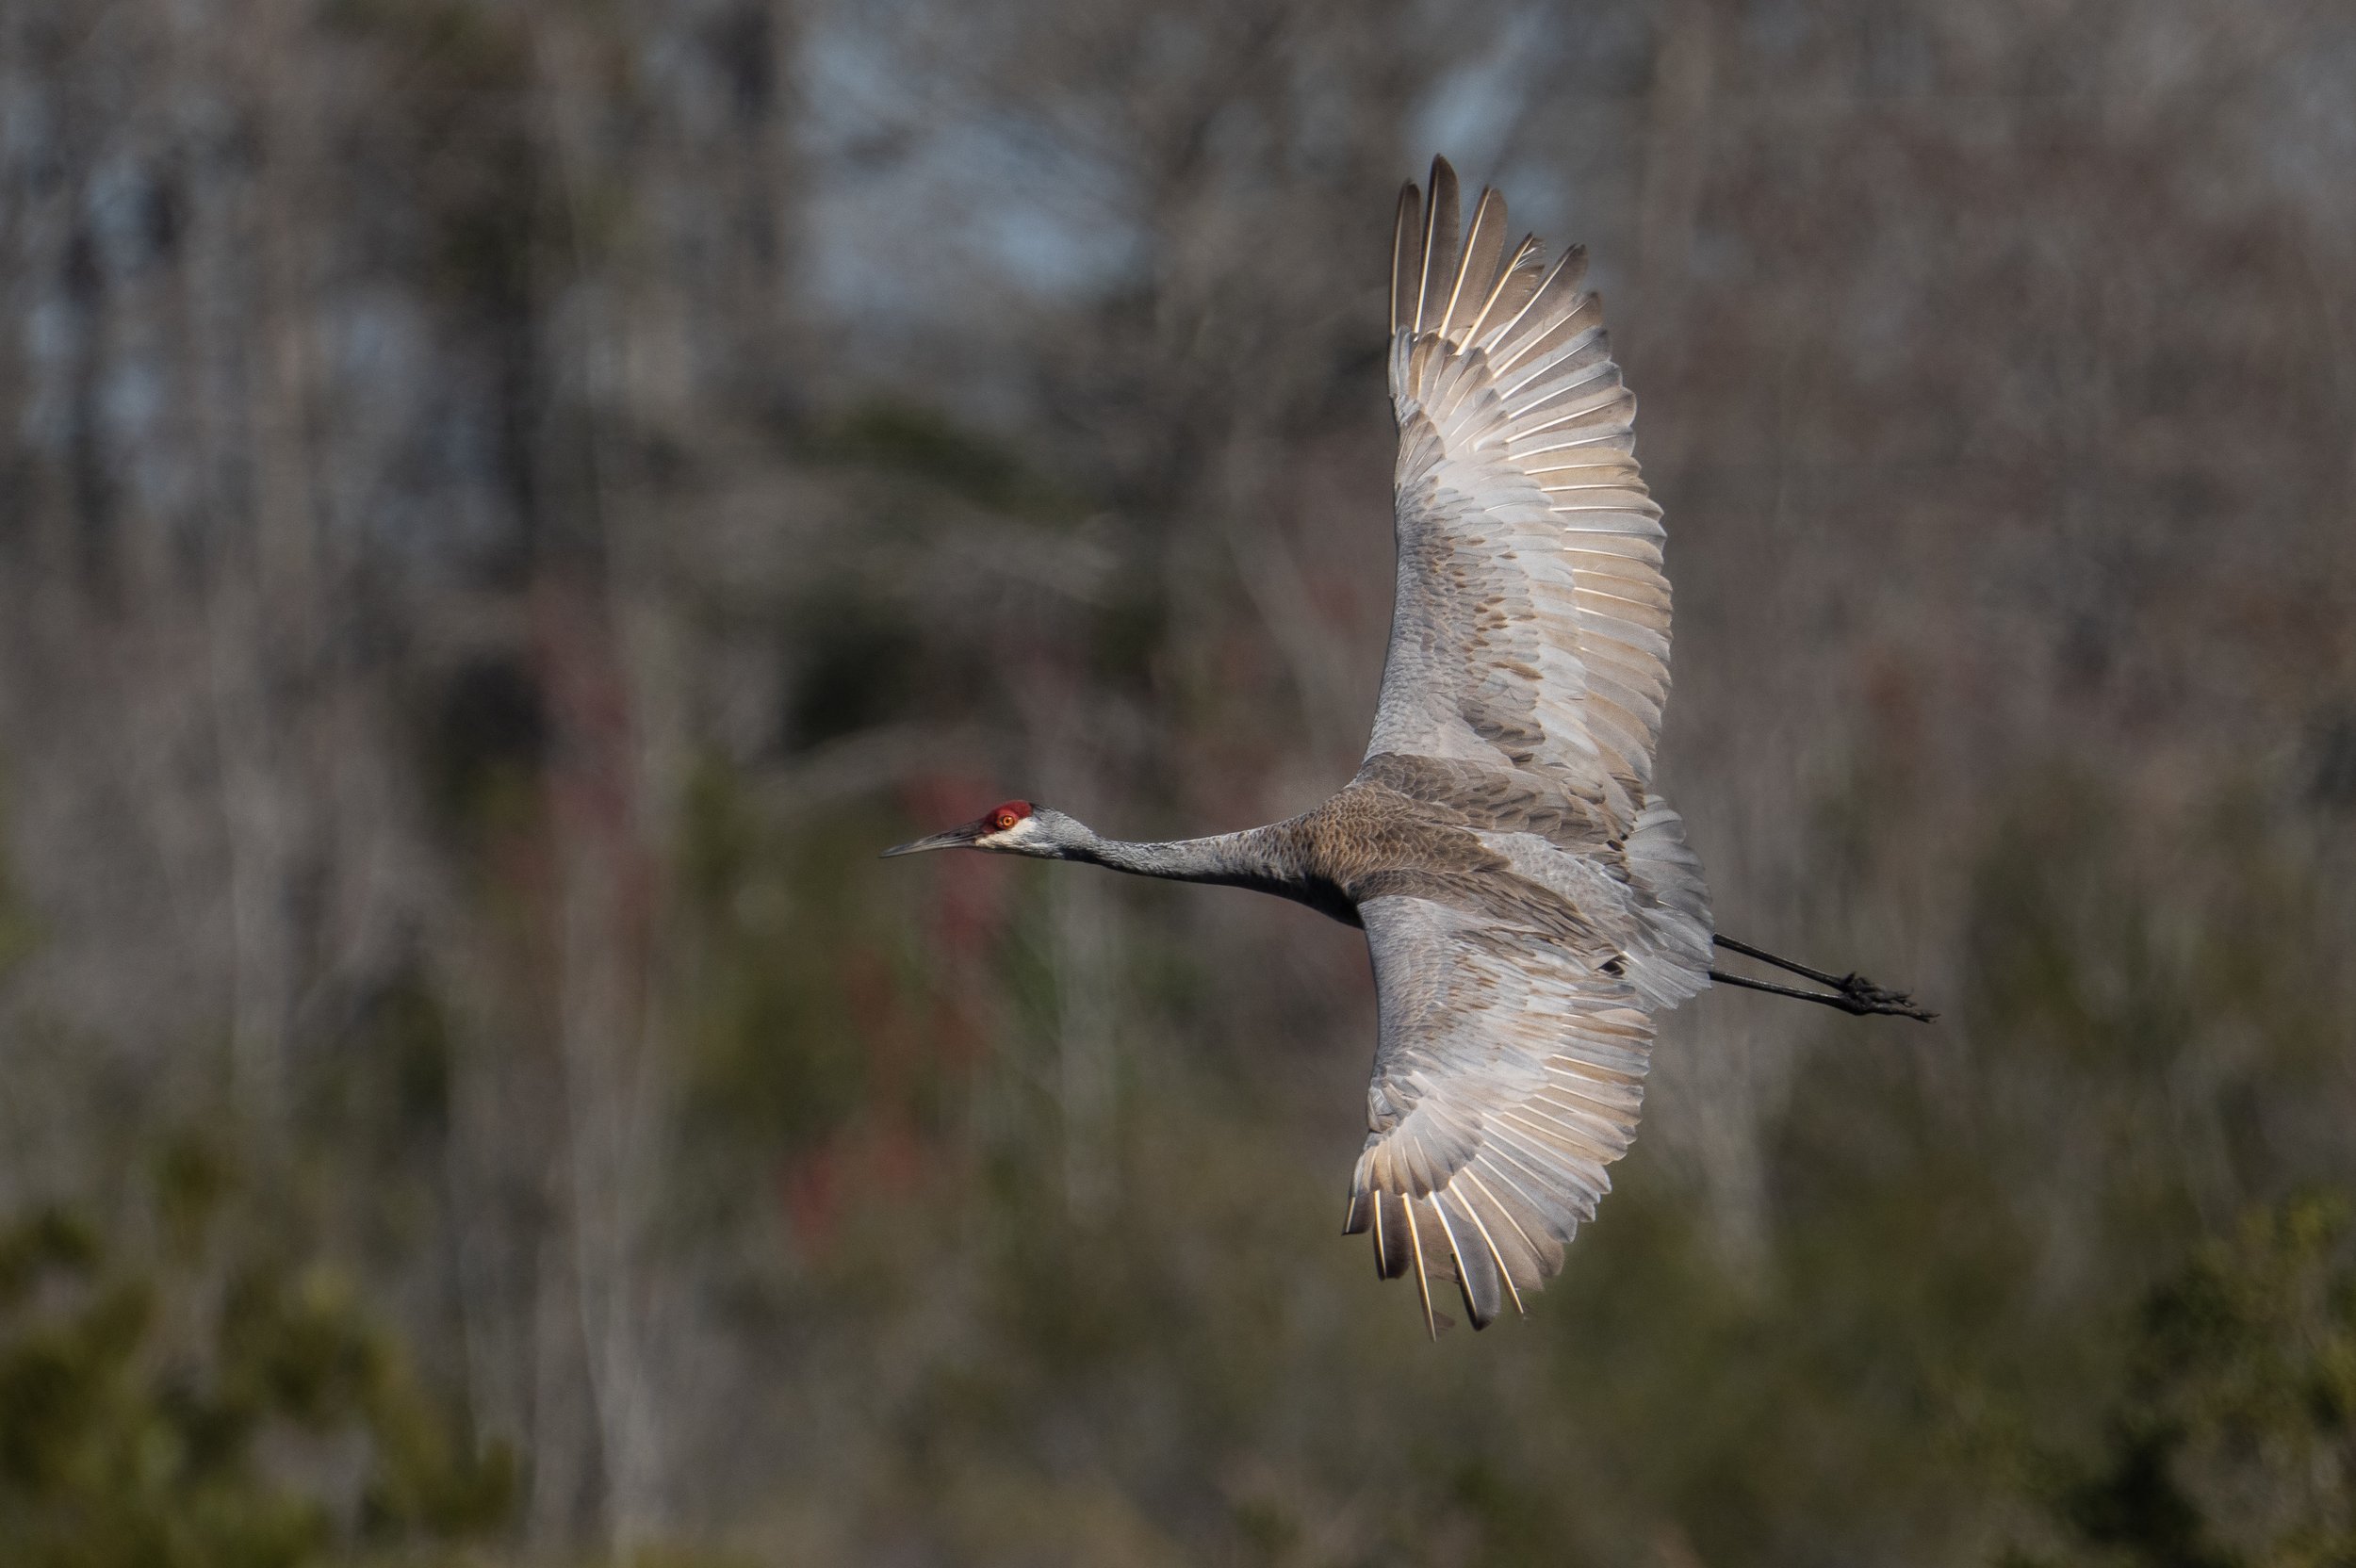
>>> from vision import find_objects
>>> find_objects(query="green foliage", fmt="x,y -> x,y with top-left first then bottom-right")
2021,1196 -> 2356,1568
0,1165 -> 512,1568
678,760 -> 867,1148
674,759 -> 959,1237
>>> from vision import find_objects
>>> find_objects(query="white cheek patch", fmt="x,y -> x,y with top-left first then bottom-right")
977,816 -> 1041,850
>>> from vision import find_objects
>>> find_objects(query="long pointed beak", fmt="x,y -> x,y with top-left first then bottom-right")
880,825 -> 981,858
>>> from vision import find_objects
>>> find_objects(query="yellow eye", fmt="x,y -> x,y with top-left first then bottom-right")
994,811 -> 1018,832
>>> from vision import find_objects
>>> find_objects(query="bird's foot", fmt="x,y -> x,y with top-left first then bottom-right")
1830,972 -> 1938,1022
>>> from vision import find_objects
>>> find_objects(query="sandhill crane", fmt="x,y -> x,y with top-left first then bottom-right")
886,159 -> 1930,1335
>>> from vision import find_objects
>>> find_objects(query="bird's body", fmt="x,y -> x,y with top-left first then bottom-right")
887,158 -> 1926,1334
1051,756 -> 1696,979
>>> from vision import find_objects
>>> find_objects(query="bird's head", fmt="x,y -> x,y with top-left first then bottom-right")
881,799 -> 1089,860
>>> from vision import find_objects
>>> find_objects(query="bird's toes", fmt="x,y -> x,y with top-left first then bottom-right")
1835,972 -> 1939,1022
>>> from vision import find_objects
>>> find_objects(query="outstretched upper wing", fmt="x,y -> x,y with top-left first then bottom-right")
1369,158 -> 1672,831
1344,892 -> 1653,1333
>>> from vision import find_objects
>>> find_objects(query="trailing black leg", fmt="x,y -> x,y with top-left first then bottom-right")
1709,936 -> 1936,1021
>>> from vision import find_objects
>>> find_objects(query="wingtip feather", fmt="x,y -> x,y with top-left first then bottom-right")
1391,184 -> 1422,336
1439,188 -> 1509,345
1402,1196 -> 1439,1341
1432,1190 -> 1503,1330
1415,159 -> 1460,337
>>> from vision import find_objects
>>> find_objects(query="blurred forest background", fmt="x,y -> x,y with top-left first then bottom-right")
5,0 -> 2356,1563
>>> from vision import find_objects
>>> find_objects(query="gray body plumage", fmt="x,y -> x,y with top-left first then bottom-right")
891,160 -> 1714,1333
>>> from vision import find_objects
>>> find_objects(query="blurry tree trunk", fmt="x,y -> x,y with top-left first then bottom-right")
543,579 -> 671,1549
188,0 -> 323,1136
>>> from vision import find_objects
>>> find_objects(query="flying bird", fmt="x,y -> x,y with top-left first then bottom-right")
886,158 -> 1930,1335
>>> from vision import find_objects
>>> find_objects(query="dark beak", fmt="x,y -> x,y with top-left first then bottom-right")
880,823 -> 984,858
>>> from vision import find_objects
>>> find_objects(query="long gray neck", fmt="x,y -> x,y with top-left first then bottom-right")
1068,821 -> 1356,925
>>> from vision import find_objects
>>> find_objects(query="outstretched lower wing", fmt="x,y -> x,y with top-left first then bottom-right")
1345,892 -> 1654,1333
1370,158 -> 1672,832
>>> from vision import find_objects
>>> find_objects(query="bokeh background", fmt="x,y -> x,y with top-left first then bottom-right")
7,0 -> 2356,1562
